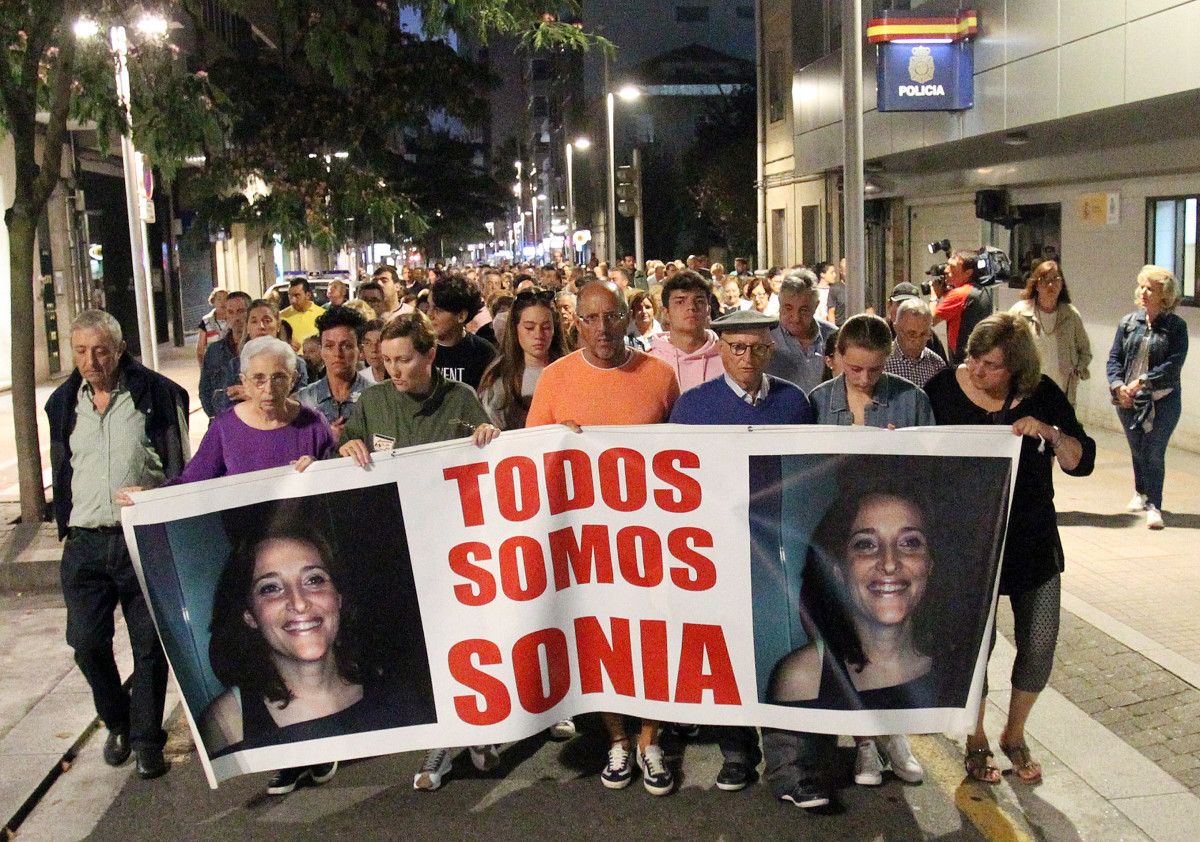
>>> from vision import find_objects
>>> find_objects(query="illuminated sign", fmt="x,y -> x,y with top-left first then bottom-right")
877,41 -> 973,112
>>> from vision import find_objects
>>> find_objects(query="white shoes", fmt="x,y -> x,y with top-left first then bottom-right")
1127,492 -> 1148,512
549,719 -> 577,740
854,740 -> 884,786
880,735 -> 925,783
1146,505 -> 1164,530
414,748 -> 453,791
855,736 -> 925,785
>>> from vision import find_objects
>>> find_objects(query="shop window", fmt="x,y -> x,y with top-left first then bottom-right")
1009,203 -> 1061,290
1147,196 -> 1198,305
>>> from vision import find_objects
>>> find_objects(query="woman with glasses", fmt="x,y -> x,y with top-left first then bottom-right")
159,337 -> 335,485
1009,260 -> 1091,405
478,287 -> 567,430
925,313 -> 1094,785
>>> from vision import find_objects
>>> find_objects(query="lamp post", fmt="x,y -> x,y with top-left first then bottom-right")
77,14 -> 170,369
606,85 -> 641,265
565,136 -> 590,261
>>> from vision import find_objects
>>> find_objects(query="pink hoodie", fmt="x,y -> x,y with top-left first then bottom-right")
649,329 -> 723,393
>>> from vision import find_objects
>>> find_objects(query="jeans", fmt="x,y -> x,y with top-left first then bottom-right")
762,728 -> 837,798
61,529 -> 168,751
714,726 -> 761,766
1117,389 -> 1182,509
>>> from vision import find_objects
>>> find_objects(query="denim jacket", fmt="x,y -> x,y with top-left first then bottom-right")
808,371 -> 934,428
1106,310 -> 1188,392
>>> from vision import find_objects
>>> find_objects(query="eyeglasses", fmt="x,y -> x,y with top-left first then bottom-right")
246,372 -> 292,389
722,339 -> 773,359
577,311 -> 627,327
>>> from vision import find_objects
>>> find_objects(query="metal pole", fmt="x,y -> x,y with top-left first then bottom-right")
632,147 -> 644,272
531,195 -> 539,259
565,143 -> 575,238
606,92 -> 617,265
112,25 -> 158,369
755,0 -> 767,271
841,0 -> 866,317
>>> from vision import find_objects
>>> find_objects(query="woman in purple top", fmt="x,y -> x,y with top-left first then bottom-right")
172,336 -> 335,484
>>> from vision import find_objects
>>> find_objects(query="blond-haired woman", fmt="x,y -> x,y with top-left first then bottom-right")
1106,266 -> 1189,529
1009,260 -> 1091,405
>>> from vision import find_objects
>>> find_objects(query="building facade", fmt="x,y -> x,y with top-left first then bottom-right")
763,0 -> 1200,450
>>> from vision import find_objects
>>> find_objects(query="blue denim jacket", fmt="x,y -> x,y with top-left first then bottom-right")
1106,311 -> 1188,392
808,372 -> 934,428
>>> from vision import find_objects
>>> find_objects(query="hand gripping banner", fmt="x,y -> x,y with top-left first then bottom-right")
122,425 -> 1019,787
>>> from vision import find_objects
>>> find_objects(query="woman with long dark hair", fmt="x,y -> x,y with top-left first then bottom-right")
478,287 -> 567,430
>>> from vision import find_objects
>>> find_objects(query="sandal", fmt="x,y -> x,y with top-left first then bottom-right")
1000,740 -> 1043,785
964,742 -> 1001,784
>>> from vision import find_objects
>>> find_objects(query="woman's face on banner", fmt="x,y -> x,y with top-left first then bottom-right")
838,494 -> 930,628
243,538 -> 342,665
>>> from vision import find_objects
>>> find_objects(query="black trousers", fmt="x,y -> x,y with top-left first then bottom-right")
61,528 -> 167,751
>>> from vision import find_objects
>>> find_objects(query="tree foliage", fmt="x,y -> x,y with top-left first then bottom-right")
683,84 -> 757,259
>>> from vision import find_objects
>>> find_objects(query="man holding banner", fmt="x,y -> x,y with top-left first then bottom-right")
527,280 -> 681,795
669,308 -> 814,794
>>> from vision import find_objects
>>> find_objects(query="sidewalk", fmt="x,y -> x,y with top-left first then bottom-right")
2,356 -> 1199,838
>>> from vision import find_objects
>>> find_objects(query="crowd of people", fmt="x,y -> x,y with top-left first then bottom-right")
48,249 -> 1188,807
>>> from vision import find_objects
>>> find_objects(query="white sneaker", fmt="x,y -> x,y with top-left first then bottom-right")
1147,505 -> 1164,530
880,735 -> 924,783
414,748 -> 453,791
469,744 -> 500,772
1127,492 -> 1148,512
854,740 -> 884,786
549,718 -> 577,740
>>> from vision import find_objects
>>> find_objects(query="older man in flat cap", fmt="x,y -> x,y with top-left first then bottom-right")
668,309 -> 817,799
670,310 -> 814,425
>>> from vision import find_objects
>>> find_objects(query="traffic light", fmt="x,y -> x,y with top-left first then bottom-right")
616,163 -> 640,218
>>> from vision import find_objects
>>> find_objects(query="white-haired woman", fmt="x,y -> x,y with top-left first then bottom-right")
117,336 -> 338,797
130,337 -> 334,488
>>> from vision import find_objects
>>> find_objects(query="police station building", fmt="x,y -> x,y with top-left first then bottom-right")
760,0 -> 1200,449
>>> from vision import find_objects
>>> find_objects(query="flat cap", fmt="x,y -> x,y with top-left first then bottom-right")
710,309 -> 779,332
889,282 -> 921,301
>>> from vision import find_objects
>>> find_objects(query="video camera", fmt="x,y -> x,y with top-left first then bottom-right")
923,240 -> 1012,290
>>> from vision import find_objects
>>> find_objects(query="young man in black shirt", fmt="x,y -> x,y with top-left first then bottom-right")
429,273 -> 497,390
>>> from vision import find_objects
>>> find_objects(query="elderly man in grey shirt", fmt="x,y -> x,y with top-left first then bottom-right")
45,311 -> 190,780
765,273 -> 837,393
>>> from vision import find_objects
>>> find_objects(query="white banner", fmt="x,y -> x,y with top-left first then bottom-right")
123,425 -> 1019,787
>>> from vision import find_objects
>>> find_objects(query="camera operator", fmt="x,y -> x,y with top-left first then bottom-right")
933,250 -> 994,364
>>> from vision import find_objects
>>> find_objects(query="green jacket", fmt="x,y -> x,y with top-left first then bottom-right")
341,370 -> 490,452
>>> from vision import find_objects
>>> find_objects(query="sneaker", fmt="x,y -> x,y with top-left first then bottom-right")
880,735 -> 924,783
637,744 -> 674,796
716,760 -> 753,792
309,761 -> 338,785
549,718 -> 577,740
469,744 -> 500,772
266,766 -> 307,796
1126,492 -> 1148,512
1147,505 -> 1164,530
854,740 -> 884,786
414,748 -> 453,791
600,741 -> 633,789
780,779 -> 830,809
669,723 -> 701,739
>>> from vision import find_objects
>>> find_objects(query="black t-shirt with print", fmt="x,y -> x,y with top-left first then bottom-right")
434,332 -> 497,390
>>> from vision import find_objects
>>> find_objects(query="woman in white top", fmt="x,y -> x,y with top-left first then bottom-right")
1009,260 -> 1091,405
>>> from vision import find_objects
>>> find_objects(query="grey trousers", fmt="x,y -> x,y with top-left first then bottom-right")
762,728 -> 837,797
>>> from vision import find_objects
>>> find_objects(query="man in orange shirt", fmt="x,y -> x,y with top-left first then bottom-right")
525,281 -> 679,796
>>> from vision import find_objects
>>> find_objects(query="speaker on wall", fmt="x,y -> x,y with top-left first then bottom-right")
975,189 -> 1009,223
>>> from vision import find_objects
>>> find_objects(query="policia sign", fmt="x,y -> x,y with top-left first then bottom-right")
869,9 -> 977,113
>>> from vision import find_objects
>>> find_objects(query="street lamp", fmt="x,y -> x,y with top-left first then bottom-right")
77,14 -> 171,370
565,136 -> 591,254
606,83 -> 642,264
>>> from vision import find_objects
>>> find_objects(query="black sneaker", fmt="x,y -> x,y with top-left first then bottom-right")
637,745 -> 674,796
266,766 -> 307,796
716,760 -> 754,792
309,761 -> 338,785
780,779 -> 830,809
669,723 -> 701,739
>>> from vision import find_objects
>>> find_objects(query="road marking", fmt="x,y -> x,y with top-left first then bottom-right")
913,735 -> 1034,842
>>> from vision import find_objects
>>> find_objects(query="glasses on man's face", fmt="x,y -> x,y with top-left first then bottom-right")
577,311 -> 626,328
722,339 -> 773,359
247,372 -> 292,389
